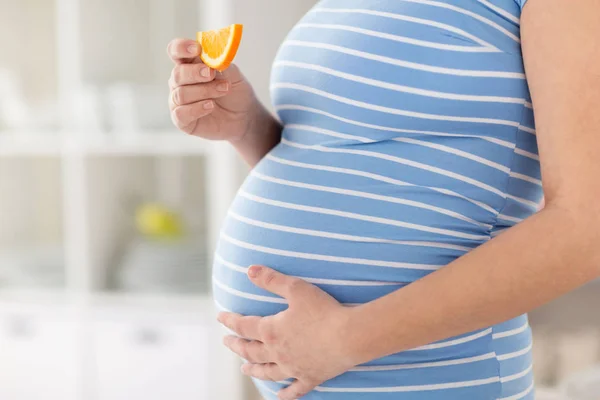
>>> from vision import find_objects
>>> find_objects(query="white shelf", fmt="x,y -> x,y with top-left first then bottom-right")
0,288 -> 70,306
0,289 -> 213,313
0,133 -> 64,156
0,132 -> 213,156
80,133 -> 213,156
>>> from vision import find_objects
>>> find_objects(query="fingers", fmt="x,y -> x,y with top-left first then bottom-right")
278,380 -> 315,400
247,266 -> 309,300
217,313 -> 263,340
169,63 -> 216,89
241,363 -> 290,382
171,100 -> 214,131
170,80 -> 229,110
223,336 -> 272,364
167,38 -> 201,64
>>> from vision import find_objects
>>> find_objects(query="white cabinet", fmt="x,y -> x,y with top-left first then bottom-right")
0,304 -> 78,400
92,309 -> 209,400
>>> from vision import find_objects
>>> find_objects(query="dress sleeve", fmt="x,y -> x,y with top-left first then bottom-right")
515,0 -> 528,9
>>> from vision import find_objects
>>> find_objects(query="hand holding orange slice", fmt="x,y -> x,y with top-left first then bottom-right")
197,24 -> 243,72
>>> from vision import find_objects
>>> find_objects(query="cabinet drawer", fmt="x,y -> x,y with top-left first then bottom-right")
0,306 -> 78,400
93,314 -> 209,400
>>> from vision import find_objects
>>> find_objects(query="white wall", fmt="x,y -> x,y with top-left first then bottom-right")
0,0 -> 57,104
232,0 -> 318,110
79,0 -> 198,86
0,157 -> 63,249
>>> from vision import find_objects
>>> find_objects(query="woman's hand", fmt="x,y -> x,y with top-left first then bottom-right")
217,266 -> 359,400
167,38 -> 260,142
167,38 -> 282,166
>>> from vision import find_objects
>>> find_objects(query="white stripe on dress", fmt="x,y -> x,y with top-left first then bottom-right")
227,210 -> 473,252
515,148 -> 540,161
213,298 -> 231,312
280,138 -> 508,199
272,82 -> 522,128
500,365 -> 533,383
497,214 -> 523,223
498,383 -> 535,400
276,104 -> 517,148
519,125 -> 536,134
239,189 -> 489,241
282,40 -> 526,78
295,22 -> 496,52
411,328 -> 492,351
509,171 -> 543,186
476,0 -> 521,25
213,277 -> 288,304
215,253 -> 408,286
314,376 -> 500,392
215,275 -> 370,308
311,8 -> 500,49
268,152 -> 499,215
493,322 -> 529,339
274,61 -> 529,104
286,123 -> 511,173
496,344 -> 533,361
221,231 -> 442,270
506,194 -> 539,209
251,169 -> 493,229
285,125 -> 539,210
399,0 -> 521,35
394,137 -> 512,171
351,352 -> 497,371
257,378 -> 509,396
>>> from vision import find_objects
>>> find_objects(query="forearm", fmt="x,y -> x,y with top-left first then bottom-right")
229,102 -> 282,167
347,202 -> 600,364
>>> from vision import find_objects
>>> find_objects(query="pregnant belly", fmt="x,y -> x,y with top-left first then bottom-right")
211,143 -> 534,398
213,141 -> 498,316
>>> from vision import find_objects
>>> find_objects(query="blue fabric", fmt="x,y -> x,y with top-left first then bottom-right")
515,0 -> 529,9
213,0 -> 538,398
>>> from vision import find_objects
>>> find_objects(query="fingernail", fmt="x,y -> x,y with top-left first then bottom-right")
201,67 -> 211,77
248,265 -> 262,278
217,81 -> 229,92
188,44 -> 198,55
203,101 -> 214,110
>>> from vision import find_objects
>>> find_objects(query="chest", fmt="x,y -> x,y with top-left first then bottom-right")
269,0 -> 530,134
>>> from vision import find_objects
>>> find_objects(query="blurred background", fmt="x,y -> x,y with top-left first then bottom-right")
0,1 -> 599,399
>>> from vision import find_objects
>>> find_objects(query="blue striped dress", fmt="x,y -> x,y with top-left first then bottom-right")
213,0 -> 540,398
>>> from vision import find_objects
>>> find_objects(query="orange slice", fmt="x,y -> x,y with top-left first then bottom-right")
197,24 -> 243,72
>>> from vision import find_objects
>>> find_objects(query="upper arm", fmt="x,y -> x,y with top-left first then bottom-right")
520,0 -> 600,207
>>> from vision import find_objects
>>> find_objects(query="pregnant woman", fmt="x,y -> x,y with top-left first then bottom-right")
167,0 -> 600,398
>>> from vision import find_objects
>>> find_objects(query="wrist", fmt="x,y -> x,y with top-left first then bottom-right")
338,304 -> 382,367
229,101 -> 276,145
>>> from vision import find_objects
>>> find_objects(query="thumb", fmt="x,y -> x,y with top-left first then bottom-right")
248,266 -> 314,300
218,63 -> 246,86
